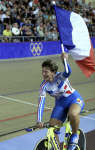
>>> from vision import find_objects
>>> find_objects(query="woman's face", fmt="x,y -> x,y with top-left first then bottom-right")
42,67 -> 55,82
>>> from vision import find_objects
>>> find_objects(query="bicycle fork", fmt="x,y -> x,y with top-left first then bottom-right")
47,127 -> 60,150
63,121 -> 72,150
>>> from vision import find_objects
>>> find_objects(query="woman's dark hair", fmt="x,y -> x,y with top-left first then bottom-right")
42,59 -> 58,73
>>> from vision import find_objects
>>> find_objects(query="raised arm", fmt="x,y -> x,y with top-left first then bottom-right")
61,52 -> 72,78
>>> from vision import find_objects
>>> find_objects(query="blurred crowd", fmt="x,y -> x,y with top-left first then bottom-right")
0,0 -> 95,42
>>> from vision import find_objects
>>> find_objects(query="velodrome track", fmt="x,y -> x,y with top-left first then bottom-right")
0,54 -> 95,150
0,113 -> 95,150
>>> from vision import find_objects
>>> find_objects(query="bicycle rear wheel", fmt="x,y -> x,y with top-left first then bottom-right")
78,129 -> 86,150
34,137 -> 55,150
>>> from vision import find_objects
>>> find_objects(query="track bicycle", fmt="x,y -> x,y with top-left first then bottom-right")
25,119 -> 86,150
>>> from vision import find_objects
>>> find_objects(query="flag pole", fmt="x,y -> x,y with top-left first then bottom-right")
61,44 -> 69,73
52,1 -> 68,73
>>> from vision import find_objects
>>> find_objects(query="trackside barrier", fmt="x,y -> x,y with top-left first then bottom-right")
0,39 -> 95,59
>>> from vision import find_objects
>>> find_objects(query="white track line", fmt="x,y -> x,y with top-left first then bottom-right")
0,95 -> 52,110
81,115 -> 95,121
0,96 -> 95,121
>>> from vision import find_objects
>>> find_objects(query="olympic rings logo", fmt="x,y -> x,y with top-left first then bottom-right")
30,42 -> 43,56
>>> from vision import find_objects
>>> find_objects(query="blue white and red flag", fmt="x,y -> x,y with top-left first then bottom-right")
54,5 -> 95,77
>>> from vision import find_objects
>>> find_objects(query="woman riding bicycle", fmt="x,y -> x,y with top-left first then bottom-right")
36,52 -> 85,150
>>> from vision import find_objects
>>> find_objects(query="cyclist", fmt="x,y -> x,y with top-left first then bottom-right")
36,52 -> 85,150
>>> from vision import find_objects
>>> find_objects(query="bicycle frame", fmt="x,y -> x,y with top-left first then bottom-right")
62,121 -> 72,150
46,120 -> 81,150
47,126 -> 60,150
27,120 -> 85,150
46,120 -> 70,150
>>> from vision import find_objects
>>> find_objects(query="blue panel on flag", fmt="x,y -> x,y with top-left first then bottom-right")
91,37 -> 95,48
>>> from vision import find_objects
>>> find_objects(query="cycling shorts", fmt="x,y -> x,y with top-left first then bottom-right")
50,91 -> 85,122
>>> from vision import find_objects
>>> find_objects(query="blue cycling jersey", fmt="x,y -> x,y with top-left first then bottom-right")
37,62 -> 84,122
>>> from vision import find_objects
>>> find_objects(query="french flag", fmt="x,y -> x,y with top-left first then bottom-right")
54,5 -> 95,77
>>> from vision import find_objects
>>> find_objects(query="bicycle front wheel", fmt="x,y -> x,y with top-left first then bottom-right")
34,137 -> 48,150
34,137 -> 55,150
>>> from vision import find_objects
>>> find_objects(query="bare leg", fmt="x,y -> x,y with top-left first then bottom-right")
68,103 -> 81,133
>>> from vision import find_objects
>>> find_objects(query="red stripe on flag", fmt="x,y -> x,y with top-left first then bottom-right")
76,44 -> 95,78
